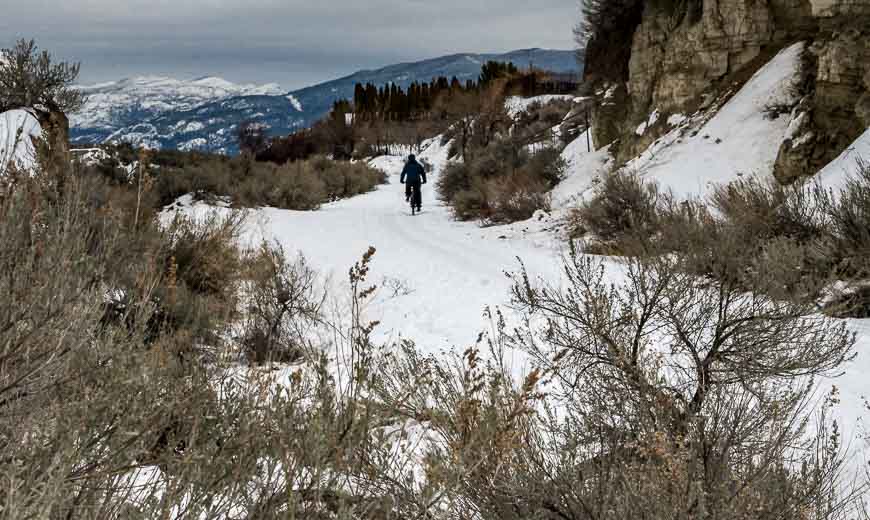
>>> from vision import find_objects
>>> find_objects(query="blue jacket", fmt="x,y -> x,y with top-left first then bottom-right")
401,159 -> 427,185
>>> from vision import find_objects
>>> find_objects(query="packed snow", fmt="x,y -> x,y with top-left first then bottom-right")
625,42 -> 806,199
0,109 -> 42,175
168,136 -> 564,356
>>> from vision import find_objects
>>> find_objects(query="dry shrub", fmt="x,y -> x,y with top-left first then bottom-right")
437,161 -> 473,204
439,142 -> 564,223
311,154 -> 387,201
574,170 -> 661,252
825,159 -> 870,277
368,250 -> 863,519
151,212 -> 246,344
575,172 -> 841,301
711,176 -> 828,244
512,98 -> 575,142
241,243 -> 324,365
0,169 -> 407,517
147,151 -> 385,211
261,160 -> 328,210
483,171 -> 551,224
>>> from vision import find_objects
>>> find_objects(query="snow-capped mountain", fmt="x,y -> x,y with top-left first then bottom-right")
71,76 -> 285,145
70,48 -> 581,154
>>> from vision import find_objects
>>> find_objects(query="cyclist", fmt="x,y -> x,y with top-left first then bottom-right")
400,154 -> 427,213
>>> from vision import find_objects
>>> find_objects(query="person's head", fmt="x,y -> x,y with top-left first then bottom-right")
408,154 -> 416,162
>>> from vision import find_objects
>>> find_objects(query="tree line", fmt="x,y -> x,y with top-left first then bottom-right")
349,61 -> 519,123
259,60 -> 580,164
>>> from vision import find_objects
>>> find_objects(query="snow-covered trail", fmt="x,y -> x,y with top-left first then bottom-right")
170,130 -> 868,478
236,143 -> 567,356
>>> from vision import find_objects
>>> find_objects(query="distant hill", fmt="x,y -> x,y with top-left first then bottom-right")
71,48 -> 582,154
70,76 -> 286,146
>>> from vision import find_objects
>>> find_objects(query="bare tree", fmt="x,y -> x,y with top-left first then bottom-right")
0,39 -> 86,115
500,244 -> 860,519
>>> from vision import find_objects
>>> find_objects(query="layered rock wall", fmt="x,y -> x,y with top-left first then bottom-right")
587,0 -> 869,177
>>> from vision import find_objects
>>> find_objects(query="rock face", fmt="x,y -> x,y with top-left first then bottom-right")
586,0 -> 870,177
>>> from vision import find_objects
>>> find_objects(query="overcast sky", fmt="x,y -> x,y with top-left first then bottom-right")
1,1 -> 579,90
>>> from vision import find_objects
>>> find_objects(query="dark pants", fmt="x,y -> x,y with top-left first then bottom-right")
405,181 -> 422,208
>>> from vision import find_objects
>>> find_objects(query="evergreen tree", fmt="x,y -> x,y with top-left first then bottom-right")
421,83 -> 432,112
365,83 -> 378,116
408,83 -> 420,118
353,84 -> 365,118
478,60 -> 518,86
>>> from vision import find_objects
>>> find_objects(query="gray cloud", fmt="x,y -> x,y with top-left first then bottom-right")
0,0 -> 579,89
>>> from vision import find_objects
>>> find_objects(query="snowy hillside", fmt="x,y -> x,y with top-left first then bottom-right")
817,127 -> 870,193
71,76 -> 285,145
0,109 -> 42,175
624,42 -> 805,199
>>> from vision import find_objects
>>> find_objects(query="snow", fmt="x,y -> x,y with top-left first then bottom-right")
183,121 -> 205,133
816,126 -> 870,194
551,129 -> 613,207
167,136 -> 561,356
667,113 -> 687,126
72,75 -> 285,130
286,94 -> 304,112
0,109 -> 43,175
178,137 -> 208,152
635,110 -> 660,136
786,111 -> 810,140
156,40 -> 870,483
162,133 -> 869,479
505,95 -> 575,119
625,42 -> 805,200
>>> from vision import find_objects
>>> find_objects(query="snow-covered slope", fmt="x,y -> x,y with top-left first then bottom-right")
71,76 -> 285,145
0,109 -> 42,175
552,128 -> 613,206
816,127 -> 870,193
625,42 -> 805,199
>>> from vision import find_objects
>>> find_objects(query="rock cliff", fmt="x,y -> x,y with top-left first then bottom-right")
585,0 -> 869,180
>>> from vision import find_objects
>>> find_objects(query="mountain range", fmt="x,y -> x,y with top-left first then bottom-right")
70,48 -> 581,154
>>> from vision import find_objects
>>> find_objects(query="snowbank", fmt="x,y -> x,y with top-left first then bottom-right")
0,109 -> 43,175
626,42 -> 805,199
